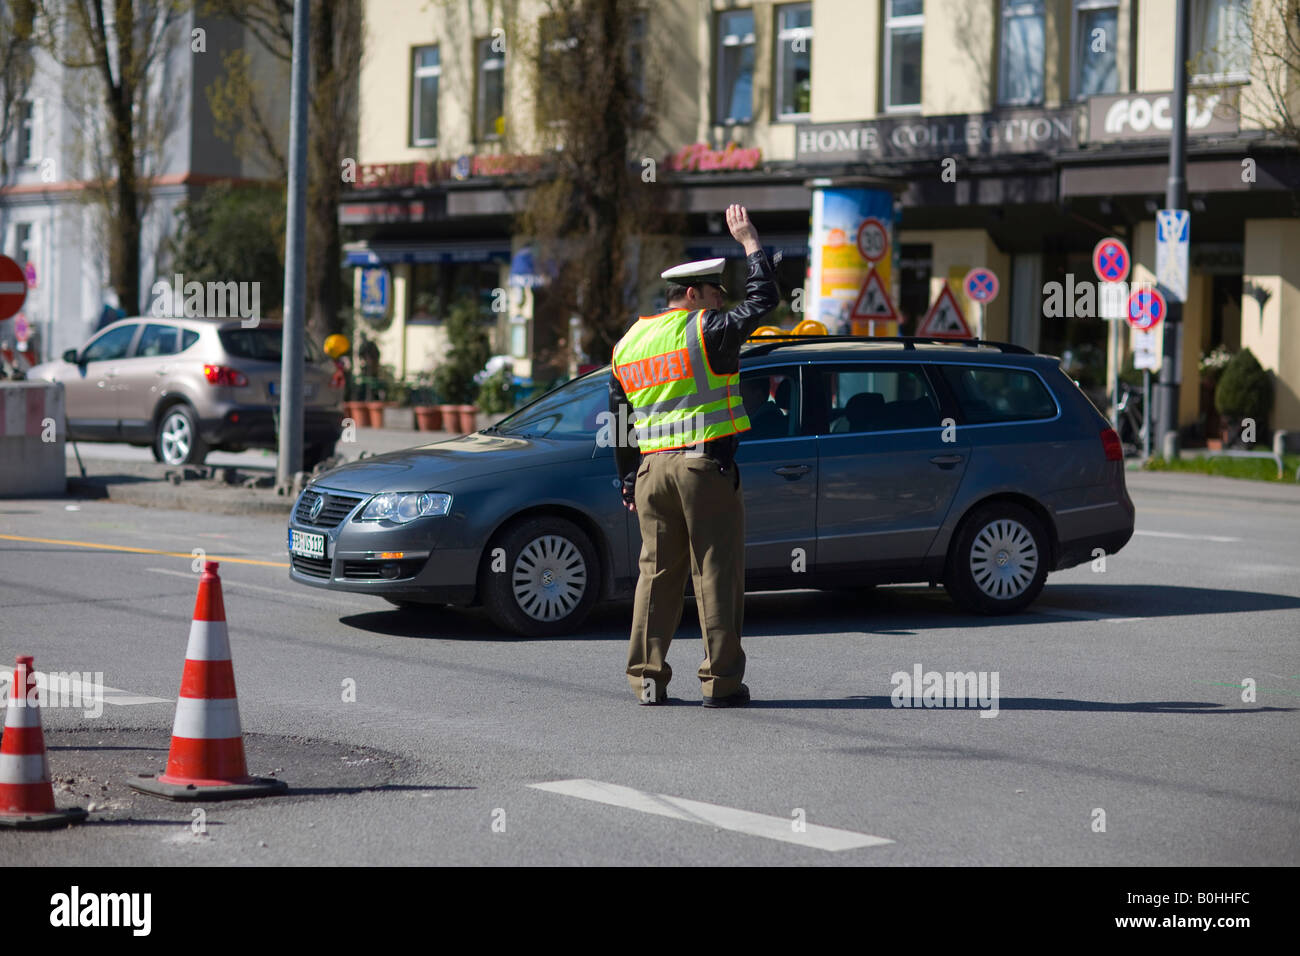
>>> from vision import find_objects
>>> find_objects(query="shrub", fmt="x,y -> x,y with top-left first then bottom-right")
477,365 -> 517,414
431,298 -> 490,404
1214,347 -> 1273,441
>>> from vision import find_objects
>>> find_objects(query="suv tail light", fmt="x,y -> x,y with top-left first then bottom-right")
1100,427 -> 1123,461
329,367 -> 346,389
203,364 -> 249,387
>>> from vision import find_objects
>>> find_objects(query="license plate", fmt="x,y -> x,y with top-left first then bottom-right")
289,529 -> 326,559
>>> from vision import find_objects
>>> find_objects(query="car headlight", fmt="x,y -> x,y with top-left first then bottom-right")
359,492 -> 452,523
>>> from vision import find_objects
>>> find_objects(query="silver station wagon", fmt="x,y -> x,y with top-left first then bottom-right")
288,337 -> 1135,637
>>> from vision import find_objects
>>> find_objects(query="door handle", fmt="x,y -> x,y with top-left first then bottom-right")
773,464 -> 810,478
929,454 -> 964,466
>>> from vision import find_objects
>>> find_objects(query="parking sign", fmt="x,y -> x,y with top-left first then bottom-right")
1156,209 -> 1190,303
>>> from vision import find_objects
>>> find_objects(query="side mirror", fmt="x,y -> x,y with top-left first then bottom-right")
63,349 -> 80,364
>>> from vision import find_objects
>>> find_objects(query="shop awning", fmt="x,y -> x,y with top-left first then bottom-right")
344,239 -> 512,266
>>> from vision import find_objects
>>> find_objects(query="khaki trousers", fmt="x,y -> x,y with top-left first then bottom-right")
625,450 -> 746,701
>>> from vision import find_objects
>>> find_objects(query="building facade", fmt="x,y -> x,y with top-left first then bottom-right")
348,0 -> 1300,434
0,8 -> 285,365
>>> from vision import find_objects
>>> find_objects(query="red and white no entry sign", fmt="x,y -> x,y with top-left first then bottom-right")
0,255 -> 27,321
856,218 -> 889,262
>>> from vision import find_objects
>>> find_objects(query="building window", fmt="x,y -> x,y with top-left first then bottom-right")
11,222 -> 33,265
477,37 -> 506,141
716,9 -> 755,124
774,3 -> 812,119
1190,0 -> 1252,81
883,0 -> 923,112
1072,1 -> 1119,98
17,100 -> 35,164
411,46 -> 440,146
998,0 -> 1046,106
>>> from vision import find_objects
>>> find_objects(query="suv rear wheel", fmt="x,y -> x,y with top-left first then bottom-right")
153,404 -> 208,466
480,516 -> 599,637
944,502 -> 1049,615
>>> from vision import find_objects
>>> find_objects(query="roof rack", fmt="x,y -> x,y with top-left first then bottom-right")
740,334 -> 1034,359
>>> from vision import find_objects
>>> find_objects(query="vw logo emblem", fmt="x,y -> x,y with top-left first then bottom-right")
308,495 -> 324,521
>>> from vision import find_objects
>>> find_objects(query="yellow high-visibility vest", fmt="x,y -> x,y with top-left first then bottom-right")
612,308 -> 749,452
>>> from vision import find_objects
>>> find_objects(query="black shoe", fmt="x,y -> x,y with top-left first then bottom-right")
702,683 -> 750,708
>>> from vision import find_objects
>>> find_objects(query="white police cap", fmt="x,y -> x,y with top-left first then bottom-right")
661,257 -> 727,293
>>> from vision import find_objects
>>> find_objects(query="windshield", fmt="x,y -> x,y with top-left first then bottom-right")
492,369 -> 608,440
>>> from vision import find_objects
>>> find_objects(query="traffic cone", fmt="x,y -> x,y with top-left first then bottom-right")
129,561 -> 287,801
0,656 -> 88,829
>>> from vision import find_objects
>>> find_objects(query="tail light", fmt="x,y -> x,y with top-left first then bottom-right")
203,364 -> 249,387
1100,427 -> 1123,461
330,368 -> 346,389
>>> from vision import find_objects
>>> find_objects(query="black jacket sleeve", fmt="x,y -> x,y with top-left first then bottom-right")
698,250 -> 781,374
609,371 -> 639,505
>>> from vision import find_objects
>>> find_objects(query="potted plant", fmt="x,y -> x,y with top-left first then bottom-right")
431,297 -> 491,434
410,371 -> 442,430
1214,347 -> 1273,448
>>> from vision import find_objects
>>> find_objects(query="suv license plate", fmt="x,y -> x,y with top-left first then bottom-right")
289,529 -> 326,559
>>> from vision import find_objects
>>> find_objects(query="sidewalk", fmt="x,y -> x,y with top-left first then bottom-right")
62,426 -> 470,517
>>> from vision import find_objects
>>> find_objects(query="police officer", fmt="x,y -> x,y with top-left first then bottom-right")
609,204 -> 779,708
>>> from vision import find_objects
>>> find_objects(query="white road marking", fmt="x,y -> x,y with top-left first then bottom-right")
528,778 -> 893,852
1134,530 -> 1241,543
144,566 -> 358,608
0,669 -> 169,706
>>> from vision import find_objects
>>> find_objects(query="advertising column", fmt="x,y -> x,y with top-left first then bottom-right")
805,177 -> 905,336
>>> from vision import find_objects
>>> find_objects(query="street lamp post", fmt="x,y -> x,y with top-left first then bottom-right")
276,0 -> 310,489
1158,0 -> 1190,459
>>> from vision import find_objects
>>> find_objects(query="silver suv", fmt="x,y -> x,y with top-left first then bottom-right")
27,317 -> 343,467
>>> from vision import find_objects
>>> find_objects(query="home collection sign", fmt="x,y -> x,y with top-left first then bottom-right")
796,107 -> 1078,163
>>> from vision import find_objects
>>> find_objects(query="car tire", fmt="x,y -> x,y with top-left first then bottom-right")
480,516 -> 599,637
944,502 -> 1050,615
154,404 -> 208,466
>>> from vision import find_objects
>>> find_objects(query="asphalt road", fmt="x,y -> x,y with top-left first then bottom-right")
1,470 -> 1297,866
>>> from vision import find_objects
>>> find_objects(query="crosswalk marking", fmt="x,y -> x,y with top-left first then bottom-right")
529,778 -> 893,852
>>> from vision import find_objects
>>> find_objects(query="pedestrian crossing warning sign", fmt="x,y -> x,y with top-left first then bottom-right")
849,268 -> 898,321
916,284 -> 973,338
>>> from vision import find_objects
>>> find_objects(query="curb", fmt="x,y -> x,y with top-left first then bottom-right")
68,475 -> 294,517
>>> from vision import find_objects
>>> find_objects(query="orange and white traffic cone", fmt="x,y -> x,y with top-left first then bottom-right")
0,656 -> 88,829
129,561 -> 286,801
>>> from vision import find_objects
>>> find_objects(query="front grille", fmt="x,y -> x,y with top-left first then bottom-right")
294,489 -> 364,528
292,555 -> 332,578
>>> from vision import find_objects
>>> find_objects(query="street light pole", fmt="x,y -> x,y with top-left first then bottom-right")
1158,0 -> 1190,459
277,0 -> 310,489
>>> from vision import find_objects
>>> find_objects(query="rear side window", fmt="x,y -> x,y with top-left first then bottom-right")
937,365 -> 1057,424
219,327 -> 321,361
180,329 -> 200,351
136,324 -> 179,357
808,364 -> 942,434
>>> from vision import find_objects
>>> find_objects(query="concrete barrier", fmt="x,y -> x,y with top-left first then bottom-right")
0,381 -> 66,497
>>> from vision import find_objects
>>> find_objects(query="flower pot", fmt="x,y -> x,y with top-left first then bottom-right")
342,401 -> 364,427
438,405 -> 460,432
363,400 -> 385,428
458,405 -> 479,433
1206,437 -> 1223,451
413,405 -> 442,431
